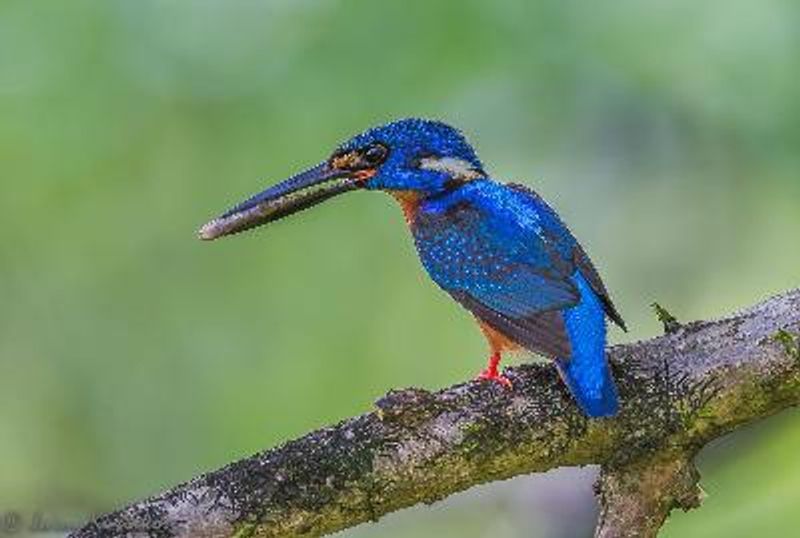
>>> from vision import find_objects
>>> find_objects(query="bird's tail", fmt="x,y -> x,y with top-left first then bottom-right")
556,274 -> 620,418
555,355 -> 619,418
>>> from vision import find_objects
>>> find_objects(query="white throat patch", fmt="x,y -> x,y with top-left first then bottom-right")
418,156 -> 482,181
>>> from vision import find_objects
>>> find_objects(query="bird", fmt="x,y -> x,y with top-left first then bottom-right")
199,118 -> 627,418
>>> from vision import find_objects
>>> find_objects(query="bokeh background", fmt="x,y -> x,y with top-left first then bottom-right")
1,1 -> 799,536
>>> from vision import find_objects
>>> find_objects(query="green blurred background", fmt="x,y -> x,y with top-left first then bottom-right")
1,0 -> 798,536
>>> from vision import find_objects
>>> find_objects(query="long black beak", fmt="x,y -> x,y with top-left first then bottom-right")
198,162 -> 363,240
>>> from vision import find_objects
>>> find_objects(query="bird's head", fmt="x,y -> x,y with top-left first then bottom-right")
199,118 -> 485,240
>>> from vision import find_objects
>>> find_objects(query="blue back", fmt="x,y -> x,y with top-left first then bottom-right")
414,180 -> 579,313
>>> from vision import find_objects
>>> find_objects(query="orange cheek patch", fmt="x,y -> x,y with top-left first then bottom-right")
332,151 -> 360,170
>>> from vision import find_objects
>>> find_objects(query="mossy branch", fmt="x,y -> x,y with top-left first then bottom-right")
69,289 -> 800,538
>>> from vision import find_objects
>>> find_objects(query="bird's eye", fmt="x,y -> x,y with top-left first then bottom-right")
363,143 -> 388,165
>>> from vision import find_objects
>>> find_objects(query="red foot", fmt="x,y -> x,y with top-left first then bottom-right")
476,369 -> 513,388
475,352 -> 513,388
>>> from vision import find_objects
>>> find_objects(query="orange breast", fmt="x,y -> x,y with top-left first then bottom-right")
390,191 -> 421,225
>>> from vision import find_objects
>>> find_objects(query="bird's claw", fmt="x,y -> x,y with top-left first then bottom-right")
476,369 -> 513,388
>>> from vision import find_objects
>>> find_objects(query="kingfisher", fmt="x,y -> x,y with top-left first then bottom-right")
199,118 -> 626,418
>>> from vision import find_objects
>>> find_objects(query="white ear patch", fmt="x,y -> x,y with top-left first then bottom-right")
418,156 -> 482,181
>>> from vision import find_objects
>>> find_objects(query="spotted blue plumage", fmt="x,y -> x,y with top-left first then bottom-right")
407,178 -> 623,416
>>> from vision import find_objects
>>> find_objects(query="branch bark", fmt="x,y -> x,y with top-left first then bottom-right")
70,289 -> 800,538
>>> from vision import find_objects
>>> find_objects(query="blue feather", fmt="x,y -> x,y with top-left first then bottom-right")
557,272 -> 619,417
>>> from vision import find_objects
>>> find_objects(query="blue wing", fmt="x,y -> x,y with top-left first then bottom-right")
413,180 -> 625,359
506,183 -> 626,330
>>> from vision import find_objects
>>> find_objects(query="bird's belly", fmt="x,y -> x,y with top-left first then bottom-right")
477,318 -> 523,354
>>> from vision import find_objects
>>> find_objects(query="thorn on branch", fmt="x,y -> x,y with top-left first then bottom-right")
652,302 -> 682,334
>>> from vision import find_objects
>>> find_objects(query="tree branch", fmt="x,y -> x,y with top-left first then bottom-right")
69,289 -> 800,538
